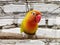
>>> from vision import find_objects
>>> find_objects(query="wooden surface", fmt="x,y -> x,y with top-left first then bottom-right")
0,32 -> 22,39
0,32 -> 60,40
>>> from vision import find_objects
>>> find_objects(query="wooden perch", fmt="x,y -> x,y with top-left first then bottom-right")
0,32 -> 23,39
0,32 -> 60,40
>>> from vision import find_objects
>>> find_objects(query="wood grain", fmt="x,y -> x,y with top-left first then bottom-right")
0,32 -> 60,40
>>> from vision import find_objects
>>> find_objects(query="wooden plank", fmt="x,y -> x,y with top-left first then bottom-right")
0,32 -> 23,39
0,32 -> 60,40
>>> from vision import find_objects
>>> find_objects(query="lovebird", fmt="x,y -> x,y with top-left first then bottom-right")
20,10 -> 42,38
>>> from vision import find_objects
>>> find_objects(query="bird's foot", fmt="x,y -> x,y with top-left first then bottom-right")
21,33 -> 38,39
21,32 -> 28,38
32,35 -> 38,39
27,35 -> 38,39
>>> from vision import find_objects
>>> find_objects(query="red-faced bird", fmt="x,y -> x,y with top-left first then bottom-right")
20,10 -> 42,38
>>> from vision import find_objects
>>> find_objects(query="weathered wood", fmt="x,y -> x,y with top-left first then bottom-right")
0,32 -> 23,39
0,32 -> 60,40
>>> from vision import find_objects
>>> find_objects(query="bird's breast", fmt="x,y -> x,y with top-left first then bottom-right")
24,20 -> 37,33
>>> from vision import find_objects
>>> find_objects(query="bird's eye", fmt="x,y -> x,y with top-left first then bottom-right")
32,12 -> 36,15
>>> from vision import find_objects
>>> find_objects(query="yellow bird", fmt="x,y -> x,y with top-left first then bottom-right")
20,10 -> 42,38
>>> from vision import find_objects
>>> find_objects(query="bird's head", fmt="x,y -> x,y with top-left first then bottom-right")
26,10 -> 42,23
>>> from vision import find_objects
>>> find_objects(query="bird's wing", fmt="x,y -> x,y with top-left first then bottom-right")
20,20 -> 24,33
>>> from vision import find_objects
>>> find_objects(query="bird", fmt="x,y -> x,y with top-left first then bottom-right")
20,9 -> 42,39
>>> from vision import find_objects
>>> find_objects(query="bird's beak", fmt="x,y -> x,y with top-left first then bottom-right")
36,15 -> 41,23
